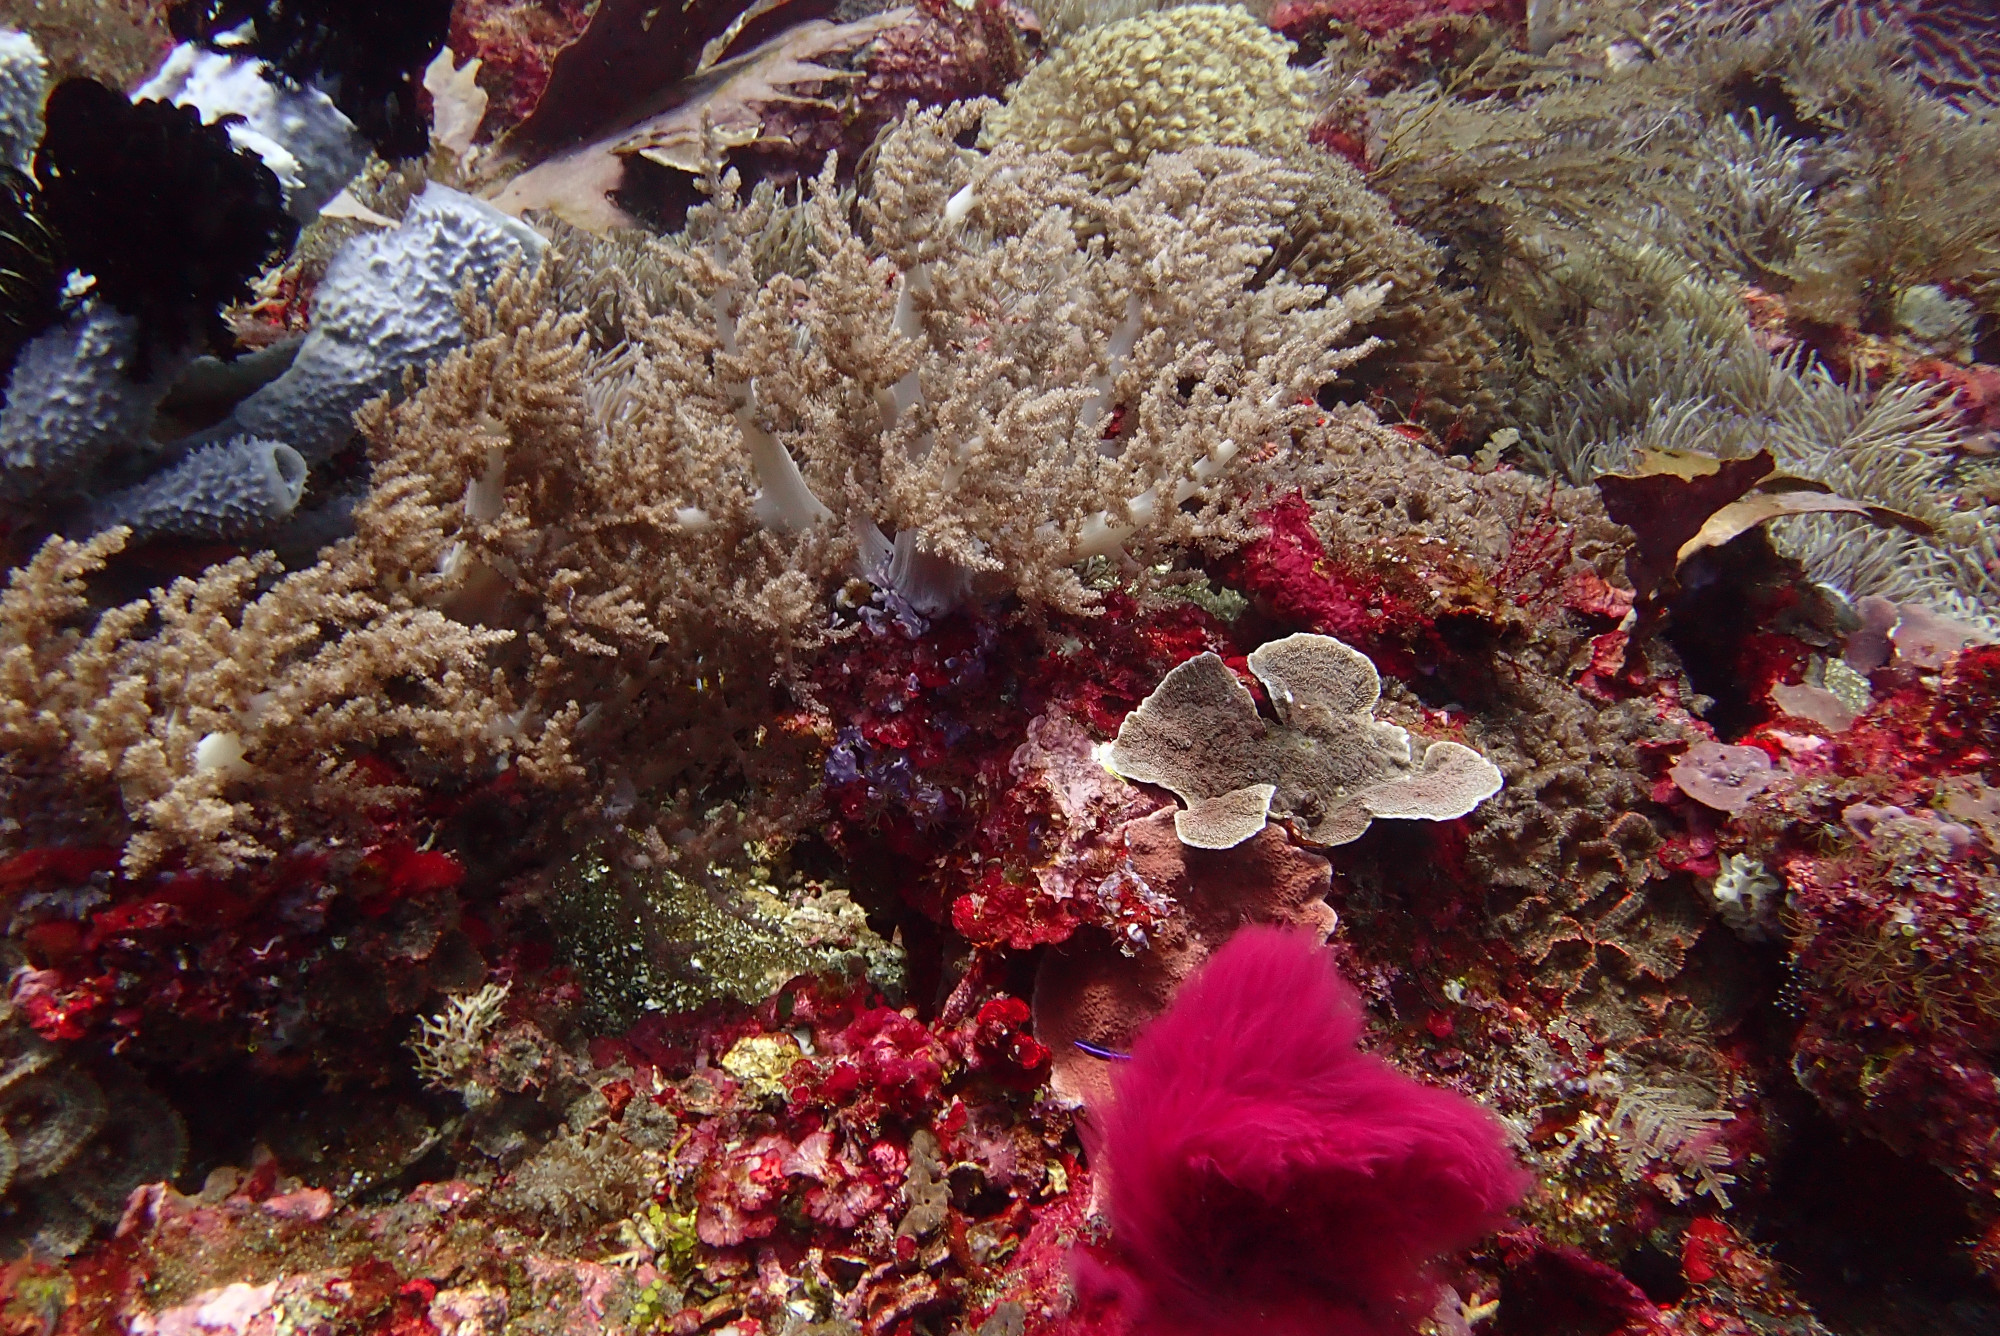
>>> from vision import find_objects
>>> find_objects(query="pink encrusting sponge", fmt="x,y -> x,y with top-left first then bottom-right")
1077,926 -> 1531,1336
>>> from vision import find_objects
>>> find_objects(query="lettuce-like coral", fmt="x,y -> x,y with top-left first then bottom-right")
1108,632 -> 1504,848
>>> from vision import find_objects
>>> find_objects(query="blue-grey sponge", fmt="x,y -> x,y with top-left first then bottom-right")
0,29 -> 46,174
212,183 -> 546,463
87,434 -> 307,540
0,302 -> 185,507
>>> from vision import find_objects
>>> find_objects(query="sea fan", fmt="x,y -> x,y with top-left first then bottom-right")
1078,926 -> 1530,1336
32,78 -> 297,374
166,0 -> 453,159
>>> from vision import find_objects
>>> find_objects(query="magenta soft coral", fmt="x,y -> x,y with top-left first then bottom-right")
1076,926 -> 1529,1336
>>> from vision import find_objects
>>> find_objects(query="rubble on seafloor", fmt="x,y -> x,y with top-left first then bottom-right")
0,0 -> 1999,1333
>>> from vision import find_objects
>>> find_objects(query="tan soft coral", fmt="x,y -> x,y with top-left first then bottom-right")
0,276 -> 579,872
1269,150 -> 1500,441
1,103 -> 1383,872
0,527 -> 529,872
573,100 -> 1379,616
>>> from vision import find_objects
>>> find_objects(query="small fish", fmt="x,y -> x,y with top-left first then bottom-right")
1073,1039 -> 1130,1061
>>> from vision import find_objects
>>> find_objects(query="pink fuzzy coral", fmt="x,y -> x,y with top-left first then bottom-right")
1077,926 -> 1529,1336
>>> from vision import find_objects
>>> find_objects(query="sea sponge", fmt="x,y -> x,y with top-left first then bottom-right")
87,435 -> 309,541
979,4 -> 1314,190
0,303 -> 179,509
166,0 -> 454,160
1107,633 -> 1505,848
197,184 -> 546,464
134,41 -> 369,222
0,30 -> 47,174
1666,740 -> 1775,814
1077,926 -> 1529,1336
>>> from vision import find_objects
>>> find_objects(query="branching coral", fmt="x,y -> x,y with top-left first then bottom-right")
0,523 -> 536,871
979,5 -> 1314,191
409,982 -> 512,1101
1,103 -> 1378,873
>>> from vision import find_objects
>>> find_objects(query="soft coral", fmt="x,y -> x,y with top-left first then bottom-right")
1076,926 -> 1529,1336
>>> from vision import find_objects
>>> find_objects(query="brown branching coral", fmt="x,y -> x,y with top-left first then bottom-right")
0,522 -> 534,871
1267,148 -> 1499,439
1,103 -> 1380,872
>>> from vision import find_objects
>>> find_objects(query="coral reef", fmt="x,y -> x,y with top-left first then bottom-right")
0,102 -> 1385,874
0,1 -> 1998,1333
1361,3 -> 2000,620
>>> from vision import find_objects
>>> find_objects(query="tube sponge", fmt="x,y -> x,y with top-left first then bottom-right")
0,29 -> 47,174
134,42 -> 368,222
1078,926 -> 1529,1336
209,184 -> 546,464
166,0 -> 453,161
0,302 -> 183,507
87,435 -> 307,540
